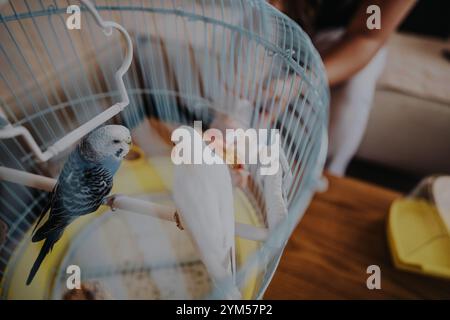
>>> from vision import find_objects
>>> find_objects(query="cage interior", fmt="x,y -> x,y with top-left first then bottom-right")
0,0 -> 328,299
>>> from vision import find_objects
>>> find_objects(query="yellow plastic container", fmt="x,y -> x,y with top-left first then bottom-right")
388,188 -> 450,280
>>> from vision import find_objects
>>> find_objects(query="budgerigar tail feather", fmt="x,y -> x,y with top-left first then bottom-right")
32,215 -> 66,243
32,191 -> 53,236
26,231 -> 61,286
32,204 -> 51,237
227,286 -> 242,299
230,246 -> 236,281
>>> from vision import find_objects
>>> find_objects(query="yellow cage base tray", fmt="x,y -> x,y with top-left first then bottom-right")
1,147 -> 262,299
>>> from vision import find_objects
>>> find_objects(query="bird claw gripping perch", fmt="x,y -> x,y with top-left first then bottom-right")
174,211 -> 184,230
103,195 -> 118,212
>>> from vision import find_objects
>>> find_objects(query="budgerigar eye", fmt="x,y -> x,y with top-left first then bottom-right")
113,139 -> 120,144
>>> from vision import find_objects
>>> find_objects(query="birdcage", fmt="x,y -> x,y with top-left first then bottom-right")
0,0 -> 329,299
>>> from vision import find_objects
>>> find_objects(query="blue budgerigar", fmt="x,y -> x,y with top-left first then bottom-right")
26,125 -> 132,285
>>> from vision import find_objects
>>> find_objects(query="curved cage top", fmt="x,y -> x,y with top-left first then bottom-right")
0,0 -> 329,299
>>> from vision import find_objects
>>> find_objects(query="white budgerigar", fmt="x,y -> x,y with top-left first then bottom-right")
27,125 -> 131,285
172,126 -> 240,299
263,150 -> 292,230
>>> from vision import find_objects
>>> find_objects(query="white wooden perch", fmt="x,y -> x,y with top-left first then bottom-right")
0,166 -> 269,241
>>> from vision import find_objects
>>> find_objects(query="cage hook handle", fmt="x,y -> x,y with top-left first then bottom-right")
0,0 -> 133,163
80,0 -> 132,107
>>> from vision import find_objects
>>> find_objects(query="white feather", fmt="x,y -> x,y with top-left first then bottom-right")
264,150 -> 291,230
86,125 -> 132,160
173,126 -> 240,299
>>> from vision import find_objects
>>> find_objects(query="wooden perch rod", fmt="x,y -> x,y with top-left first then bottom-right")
0,166 -> 268,241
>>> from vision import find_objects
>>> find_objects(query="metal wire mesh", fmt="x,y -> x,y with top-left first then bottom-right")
0,0 -> 329,299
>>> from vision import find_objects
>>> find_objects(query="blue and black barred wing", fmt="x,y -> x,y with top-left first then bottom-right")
32,153 -> 113,242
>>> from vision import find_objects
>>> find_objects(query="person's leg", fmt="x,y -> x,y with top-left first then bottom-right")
327,47 -> 387,176
314,29 -> 388,176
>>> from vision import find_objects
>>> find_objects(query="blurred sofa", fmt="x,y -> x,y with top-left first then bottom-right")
357,32 -> 450,175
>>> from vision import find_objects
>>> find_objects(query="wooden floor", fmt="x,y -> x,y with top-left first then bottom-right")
264,174 -> 450,299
